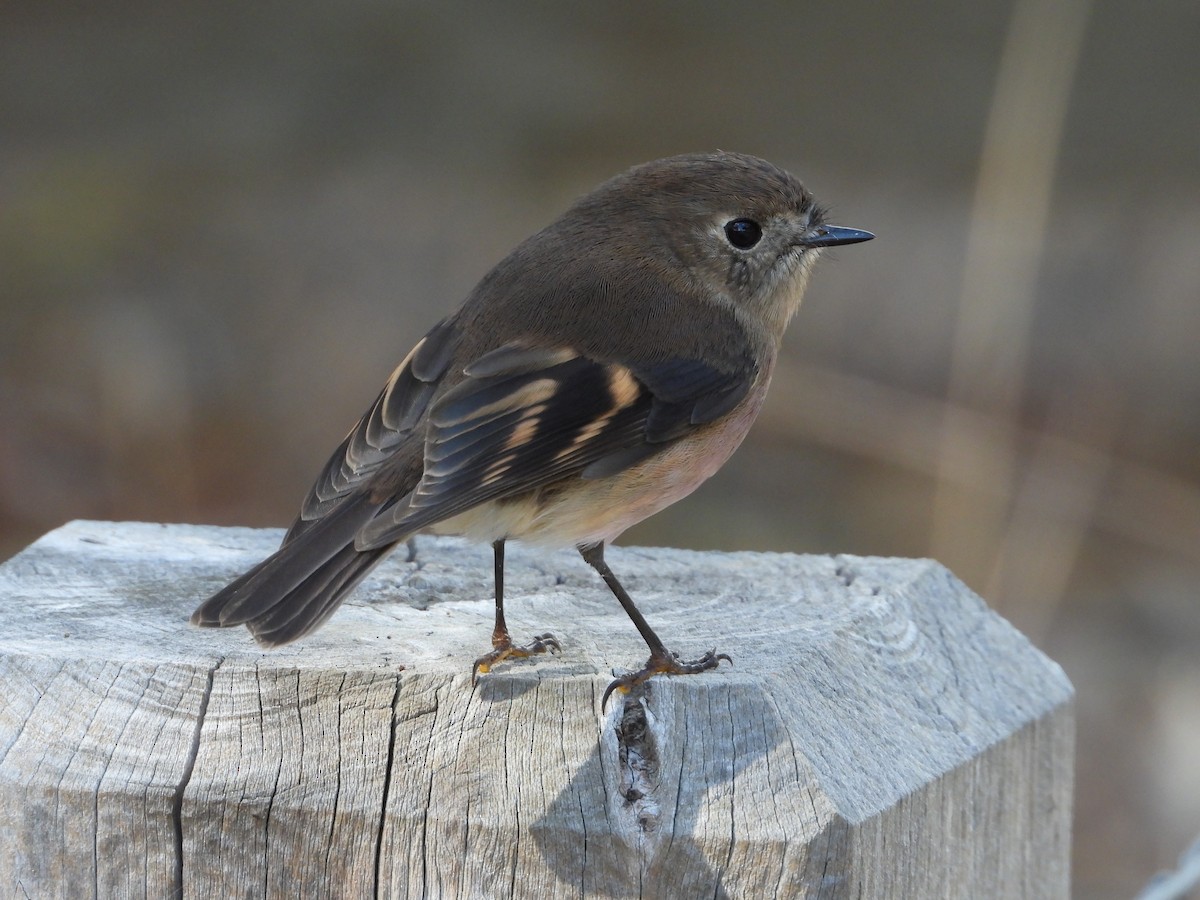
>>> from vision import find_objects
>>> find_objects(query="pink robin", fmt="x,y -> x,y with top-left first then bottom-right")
192,152 -> 873,706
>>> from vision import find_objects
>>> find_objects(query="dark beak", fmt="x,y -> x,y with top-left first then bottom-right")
801,224 -> 875,248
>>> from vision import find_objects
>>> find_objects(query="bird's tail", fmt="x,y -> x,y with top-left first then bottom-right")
192,495 -> 393,647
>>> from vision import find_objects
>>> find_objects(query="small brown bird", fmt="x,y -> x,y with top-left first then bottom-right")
192,152 -> 872,705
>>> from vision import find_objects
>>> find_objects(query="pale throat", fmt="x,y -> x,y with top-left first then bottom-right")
756,250 -> 819,340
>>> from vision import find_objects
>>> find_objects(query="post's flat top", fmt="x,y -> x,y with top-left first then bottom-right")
0,519 -> 946,670
0,519 -> 1073,824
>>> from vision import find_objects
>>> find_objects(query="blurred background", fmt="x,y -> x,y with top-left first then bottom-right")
2,1 -> 1197,894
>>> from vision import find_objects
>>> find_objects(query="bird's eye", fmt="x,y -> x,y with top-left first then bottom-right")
724,218 -> 762,249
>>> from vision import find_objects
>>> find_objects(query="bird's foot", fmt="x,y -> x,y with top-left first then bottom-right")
472,633 -> 561,682
602,648 -> 732,710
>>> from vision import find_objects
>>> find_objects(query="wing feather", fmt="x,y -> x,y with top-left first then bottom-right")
293,319 -> 460,529
356,343 -> 754,549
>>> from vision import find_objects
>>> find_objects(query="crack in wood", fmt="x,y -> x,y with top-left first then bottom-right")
615,692 -> 661,842
171,656 -> 222,899
371,672 -> 403,899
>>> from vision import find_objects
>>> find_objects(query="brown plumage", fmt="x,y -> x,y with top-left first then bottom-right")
192,151 -> 873,702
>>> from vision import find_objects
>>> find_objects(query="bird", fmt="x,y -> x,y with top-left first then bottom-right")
191,151 -> 873,706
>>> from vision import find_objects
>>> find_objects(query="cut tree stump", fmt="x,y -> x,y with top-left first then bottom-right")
0,521 -> 1073,898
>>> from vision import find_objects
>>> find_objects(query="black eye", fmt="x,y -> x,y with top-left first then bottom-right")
724,218 -> 762,249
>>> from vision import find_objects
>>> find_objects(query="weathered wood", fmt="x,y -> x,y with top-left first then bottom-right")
0,521 -> 1073,898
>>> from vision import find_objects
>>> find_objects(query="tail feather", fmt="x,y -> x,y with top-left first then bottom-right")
192,494 -> 392,645
246,543 -> 391,646
190,558 -> 270,627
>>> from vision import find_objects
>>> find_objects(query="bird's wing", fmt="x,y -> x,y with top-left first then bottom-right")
282,319 -> 460,542
355,341 -> 755,549
195,318 -> 461,639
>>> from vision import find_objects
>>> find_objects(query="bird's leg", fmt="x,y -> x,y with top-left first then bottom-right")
578,541 -> 731,709
472,539 -> 559,681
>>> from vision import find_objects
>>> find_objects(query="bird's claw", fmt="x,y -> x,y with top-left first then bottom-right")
472,633 -> 561,682
601,648 -> 732,711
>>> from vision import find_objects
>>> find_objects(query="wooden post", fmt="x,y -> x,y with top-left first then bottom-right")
0,521 -> 1073,898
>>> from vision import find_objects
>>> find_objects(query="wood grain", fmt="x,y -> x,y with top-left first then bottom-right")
0,521 -> 1074,898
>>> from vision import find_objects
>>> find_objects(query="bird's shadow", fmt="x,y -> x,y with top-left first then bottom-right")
520,681 -> 839,898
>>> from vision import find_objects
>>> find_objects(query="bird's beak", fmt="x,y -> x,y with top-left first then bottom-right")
801,225 -> 875,247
